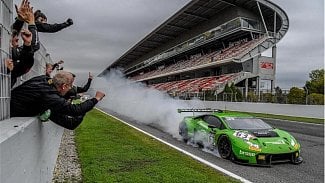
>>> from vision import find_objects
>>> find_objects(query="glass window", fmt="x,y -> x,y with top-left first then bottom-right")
241,18 -> 261,30
223,117 -> 272,130
203,115 -> 222,128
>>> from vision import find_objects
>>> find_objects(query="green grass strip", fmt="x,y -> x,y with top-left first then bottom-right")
228,111 -> 324,124
75,109 -> 239,183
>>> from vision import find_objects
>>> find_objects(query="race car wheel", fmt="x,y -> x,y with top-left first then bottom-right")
218,135 -> 232,159
180,126 -> 189,143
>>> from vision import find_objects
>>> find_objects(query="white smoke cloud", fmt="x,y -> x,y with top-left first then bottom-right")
90,69 -> 204,137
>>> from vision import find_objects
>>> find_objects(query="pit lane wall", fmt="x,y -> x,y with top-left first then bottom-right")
185,101 -> 324,119
0,118 -> 63,183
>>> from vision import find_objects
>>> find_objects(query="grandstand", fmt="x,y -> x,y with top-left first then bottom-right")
99,0 -> 289,100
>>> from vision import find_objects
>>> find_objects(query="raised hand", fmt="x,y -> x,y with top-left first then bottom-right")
20,29 -> 32,46
15,0 -> 29,21
95,91 -> 105,101
15,0 -> 34,24
66,18 -> 73,26
25,4 -> 35,25
5,58 -> 14,72
88,72 -> 93,80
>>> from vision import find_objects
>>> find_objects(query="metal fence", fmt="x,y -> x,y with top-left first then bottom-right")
0,0 -> 13,121
0,0 -> 52,120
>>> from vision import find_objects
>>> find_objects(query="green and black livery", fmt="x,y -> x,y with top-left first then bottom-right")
178,108 -> 303,166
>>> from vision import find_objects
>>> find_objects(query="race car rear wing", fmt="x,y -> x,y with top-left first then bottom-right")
177,108 -> 223,114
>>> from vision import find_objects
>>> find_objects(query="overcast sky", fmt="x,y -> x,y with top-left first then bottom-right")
15,0 -> 324,89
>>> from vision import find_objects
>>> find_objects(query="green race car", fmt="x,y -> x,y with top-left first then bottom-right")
178,109 -> 303,166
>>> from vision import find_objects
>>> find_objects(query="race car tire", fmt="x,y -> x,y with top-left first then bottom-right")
218,135 -> 232,159
180,127 -> 189,143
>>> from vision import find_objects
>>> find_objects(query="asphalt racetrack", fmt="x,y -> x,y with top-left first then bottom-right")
99,107 -> 324,183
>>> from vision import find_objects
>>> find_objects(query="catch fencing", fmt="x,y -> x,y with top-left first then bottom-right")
0,0 -> 52,120
0,0 -> 13,120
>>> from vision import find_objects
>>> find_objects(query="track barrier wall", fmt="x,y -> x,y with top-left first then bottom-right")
185,100 -> 324,119
0,118 -> 63,183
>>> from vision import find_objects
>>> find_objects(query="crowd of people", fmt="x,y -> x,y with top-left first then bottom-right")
7,0 -> 105,130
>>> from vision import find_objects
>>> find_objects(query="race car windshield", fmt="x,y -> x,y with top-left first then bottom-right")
223,117 -> 272,130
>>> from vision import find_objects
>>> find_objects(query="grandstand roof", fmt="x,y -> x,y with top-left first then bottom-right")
102,0 -> 288,74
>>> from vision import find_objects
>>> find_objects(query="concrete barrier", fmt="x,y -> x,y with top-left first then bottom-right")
0,118 -> 63,183
184,101 -> 324,119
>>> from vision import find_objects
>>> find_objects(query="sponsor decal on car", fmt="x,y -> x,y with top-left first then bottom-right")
249,146 -> 261,152
233,131 -> 255,141
246,141 -> 261,152
239,150 -> 255,157
264,140 -> 285,145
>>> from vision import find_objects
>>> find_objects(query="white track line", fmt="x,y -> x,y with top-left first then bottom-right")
96,108 -> 252,183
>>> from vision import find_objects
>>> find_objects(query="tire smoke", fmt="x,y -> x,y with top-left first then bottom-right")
90,69 -> 204,137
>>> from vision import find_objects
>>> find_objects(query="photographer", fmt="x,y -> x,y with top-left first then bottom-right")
45,60 -> 64,77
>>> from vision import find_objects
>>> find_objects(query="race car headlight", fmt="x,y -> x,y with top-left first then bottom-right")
294,143 -> 299,149
289,138 -> 299,149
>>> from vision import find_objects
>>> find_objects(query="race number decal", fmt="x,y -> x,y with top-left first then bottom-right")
233,131 -> 254,141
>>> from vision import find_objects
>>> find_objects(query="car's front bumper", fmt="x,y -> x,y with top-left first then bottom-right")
232,150 -> 303,166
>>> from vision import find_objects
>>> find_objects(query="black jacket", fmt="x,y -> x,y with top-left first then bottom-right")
13,15 -> 71,33
10,44 -> 35,87
11,19 -> 40,87
64,78 -> 93,99
10,75 -> 98,117
35,22 -> 70,33
49,113 -> 84,130
12,19 -> 40,52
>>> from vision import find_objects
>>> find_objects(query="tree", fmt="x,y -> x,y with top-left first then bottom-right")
233,87 -> 243,101
287,87 -> 305,104
308,93 -> 324,105
223,83 -> 233,101
222,83 -> 243,102
261,93 -> 273,103
305,69 -> 324,94
274,86 -> 285,103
